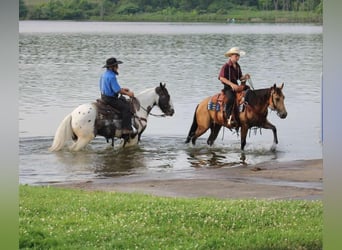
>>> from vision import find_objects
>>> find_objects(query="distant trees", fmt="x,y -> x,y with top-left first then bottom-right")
19,0 -> 28,19
19,0 -> 322,20
258,0 -> 322,11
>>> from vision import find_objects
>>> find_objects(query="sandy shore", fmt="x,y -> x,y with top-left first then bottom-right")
53,159 -> 322,200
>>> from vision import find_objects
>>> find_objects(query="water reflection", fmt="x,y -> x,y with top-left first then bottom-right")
94,147 -> 147,177
21,135 -> 296,185
186,146 -> 242,168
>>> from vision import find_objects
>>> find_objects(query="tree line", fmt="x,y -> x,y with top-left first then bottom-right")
20,0 -> 322,21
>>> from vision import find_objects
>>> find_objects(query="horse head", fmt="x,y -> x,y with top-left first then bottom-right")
269,83 -> 287,119
155,82 -> 175,116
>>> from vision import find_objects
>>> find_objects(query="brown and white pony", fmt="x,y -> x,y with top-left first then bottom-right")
49,82 -> 174,151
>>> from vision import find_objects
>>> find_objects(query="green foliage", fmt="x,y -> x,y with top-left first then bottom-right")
116,0 -> 140,14
29,0 -> 98,20
20,0 -> 29,19
22,0 -> 322,22
20,185 -> 322,249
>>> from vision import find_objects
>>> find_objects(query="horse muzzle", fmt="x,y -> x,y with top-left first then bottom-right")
278,111 -> 287,119
167,108 -> 175,116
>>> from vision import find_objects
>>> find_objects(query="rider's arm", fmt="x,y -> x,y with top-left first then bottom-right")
219,76 -> 239,91
119,88 -> 134,98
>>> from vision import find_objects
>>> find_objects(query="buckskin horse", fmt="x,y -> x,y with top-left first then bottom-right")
49,82 -> 174,151
185,83 -> 287,152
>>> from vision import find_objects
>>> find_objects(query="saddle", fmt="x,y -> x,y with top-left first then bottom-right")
207,89 -> 250,126
92,97 -> 140,142
94,96 -> 140,120
95,99 -> 121,120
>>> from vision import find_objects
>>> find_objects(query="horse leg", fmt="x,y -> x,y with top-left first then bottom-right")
190,125 -> 209,145
262,120 -> 278,151
69,103 -> 97,151
240,125 -> 249,151
185,105 -> 199,144
207,123 -> 222,146
187,98 -> 212,145
185,104 -> 208,145
69,134 -> 95,151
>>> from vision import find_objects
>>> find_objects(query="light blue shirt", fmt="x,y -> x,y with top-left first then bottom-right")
99,69 -> 121,96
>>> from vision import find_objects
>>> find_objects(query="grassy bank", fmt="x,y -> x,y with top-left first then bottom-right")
20,185 -> 322,249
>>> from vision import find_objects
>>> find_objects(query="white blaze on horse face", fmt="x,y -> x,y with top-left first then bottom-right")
71,103 -> 97,137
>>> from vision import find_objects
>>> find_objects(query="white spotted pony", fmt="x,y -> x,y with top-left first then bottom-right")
49,82 -> 174,151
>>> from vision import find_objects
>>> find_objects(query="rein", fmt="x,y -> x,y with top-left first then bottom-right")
140,105 -> 166,117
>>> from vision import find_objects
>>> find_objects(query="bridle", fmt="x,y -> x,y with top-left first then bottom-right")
139,105 -> 166,117
133,87 -> 171,119
269,87 -> 284,115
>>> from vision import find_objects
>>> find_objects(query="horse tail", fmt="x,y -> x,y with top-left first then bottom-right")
185,105 -> 199,143
49,114 -> 73,152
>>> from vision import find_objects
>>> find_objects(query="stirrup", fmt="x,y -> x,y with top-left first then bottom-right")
131,125 -> 137,134
227,116 -> 236,127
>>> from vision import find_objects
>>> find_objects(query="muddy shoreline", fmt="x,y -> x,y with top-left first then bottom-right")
52,159 -> 322,200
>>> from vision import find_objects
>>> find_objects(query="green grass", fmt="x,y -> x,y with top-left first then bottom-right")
20,185 -> 322,249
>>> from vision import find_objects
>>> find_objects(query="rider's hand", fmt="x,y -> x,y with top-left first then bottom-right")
235,85 -> 245,92
243,85 -> 250,90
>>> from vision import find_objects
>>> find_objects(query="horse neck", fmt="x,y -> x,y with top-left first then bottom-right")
250,88 -> 271,113
135,88 -> 157,117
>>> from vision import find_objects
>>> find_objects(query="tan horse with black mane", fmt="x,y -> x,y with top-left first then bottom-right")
185,83 -> 287,151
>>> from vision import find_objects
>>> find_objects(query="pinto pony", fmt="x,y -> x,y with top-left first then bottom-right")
49,82 -> 174,151
185,83 -> 287,151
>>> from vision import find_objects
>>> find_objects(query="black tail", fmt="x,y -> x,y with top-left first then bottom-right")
185,105 -> 199,143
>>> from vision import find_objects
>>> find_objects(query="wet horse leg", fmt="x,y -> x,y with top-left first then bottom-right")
240,124 -> 249,151
262,119 -> 278,151
191,125 -> 209,145
207,123 -> 222,146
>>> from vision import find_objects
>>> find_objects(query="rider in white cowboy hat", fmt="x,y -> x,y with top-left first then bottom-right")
224,47 -> 246,57
219,47 -> 250,126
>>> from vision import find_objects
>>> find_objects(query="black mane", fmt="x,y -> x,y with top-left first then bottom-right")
245,88 -> 270,106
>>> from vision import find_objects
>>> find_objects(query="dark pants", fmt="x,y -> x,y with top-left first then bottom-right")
223,88 -> 235,119
101,94 -> 132,130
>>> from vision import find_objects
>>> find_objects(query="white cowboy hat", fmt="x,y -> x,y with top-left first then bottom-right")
224,47 -> 246,57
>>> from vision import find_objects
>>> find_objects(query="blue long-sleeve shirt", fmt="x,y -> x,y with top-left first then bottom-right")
99,69 -> 121,96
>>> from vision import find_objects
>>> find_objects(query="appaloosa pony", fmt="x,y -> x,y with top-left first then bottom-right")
49,82 -> 174,151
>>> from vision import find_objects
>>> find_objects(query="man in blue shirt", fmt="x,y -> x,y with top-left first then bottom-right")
99,57 -> 135,136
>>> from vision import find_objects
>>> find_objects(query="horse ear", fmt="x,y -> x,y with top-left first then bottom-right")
280,82 -> 284,89
273,83 -> 276,89
160,82 -> 166,89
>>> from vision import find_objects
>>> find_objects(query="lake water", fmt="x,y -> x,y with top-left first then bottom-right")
19,21 -> 322,185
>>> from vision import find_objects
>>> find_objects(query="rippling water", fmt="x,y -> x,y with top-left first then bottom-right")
19,21 -> 322,185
